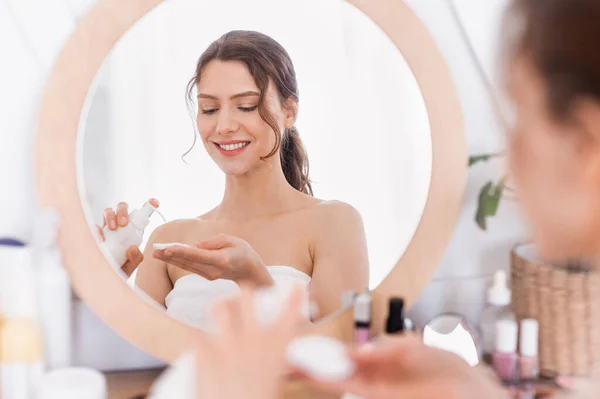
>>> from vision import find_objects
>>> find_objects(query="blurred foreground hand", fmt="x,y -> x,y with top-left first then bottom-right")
299,334 -> 508,399
193,284 -> 305,399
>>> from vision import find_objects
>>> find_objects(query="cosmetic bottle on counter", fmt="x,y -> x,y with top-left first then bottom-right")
519,319 -> 539,380
102,201 -> 157,267
481,270 -> 515,362
353,293 -> 371,347
341,291 -> 357,309
0,244 -> 44,399
37,367 -> 107,399
33,209 -> 72,369
345,297 -> 403,399
0,239 -> 27,395
149,352 -> 195,399
385,297 -> 405,334
492,318 -> 518,384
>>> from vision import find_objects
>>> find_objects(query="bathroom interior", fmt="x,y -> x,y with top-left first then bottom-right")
2,0 -> 596,398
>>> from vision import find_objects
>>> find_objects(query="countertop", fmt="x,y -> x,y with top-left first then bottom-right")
105,368 -> 165,399
103,366 -> 561,399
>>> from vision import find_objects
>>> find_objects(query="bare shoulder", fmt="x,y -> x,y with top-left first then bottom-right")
312,200 -> 363,221
309,200 -> 365,232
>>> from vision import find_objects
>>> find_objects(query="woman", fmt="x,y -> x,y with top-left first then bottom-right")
192,0 -> 600,398
101,30 -> 369,326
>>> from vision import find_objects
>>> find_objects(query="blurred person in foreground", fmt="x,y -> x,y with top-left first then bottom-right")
193,0 -> 600,397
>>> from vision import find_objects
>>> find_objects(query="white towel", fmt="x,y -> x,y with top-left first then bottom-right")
164,266 -> 312,331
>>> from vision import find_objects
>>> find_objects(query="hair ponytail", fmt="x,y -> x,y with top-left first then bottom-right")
281,126 -> 312,196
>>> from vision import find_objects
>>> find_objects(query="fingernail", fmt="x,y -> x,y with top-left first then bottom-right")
556,376 -> 574,389
164,250 -> 171,257
120,217 -> 127,226
359,343 -> 375,352
110,220 -> 117,229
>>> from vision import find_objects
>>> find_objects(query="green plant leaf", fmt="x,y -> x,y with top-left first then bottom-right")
469,155 -> 491,166
475,180 -> 505,230
468,152 -> 505,167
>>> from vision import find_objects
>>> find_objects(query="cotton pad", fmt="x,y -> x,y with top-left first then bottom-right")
286,335 -> 355,382
152,242 -> 191,250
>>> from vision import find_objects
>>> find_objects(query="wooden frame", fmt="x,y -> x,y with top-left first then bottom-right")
35,0 -> 466,365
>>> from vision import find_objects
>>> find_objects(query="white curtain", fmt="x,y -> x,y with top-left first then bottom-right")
81,0 -> 432,289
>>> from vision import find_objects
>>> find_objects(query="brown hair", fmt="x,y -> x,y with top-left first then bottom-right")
505,0 -> 600,120
185,30 -> 313,195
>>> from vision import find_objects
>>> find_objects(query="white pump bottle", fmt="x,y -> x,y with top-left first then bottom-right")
102,202 -> 156,267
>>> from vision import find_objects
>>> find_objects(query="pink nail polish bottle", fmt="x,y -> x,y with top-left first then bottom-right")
353,293 -> 371,347
519,319 -> 539,380
492,319 -> 518,383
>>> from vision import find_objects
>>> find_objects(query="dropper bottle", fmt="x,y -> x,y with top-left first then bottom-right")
102,201 -> 157,267
480,270 -> 515,363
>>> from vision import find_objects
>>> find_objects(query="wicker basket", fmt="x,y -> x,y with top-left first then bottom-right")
510,243 -> 600,377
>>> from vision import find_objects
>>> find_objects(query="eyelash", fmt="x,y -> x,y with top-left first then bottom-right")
201,106 -> 258,115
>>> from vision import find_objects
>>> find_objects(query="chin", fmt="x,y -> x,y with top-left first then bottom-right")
535,239 -> 567,263
217,163 -> 252,176
534,229 -> 586,264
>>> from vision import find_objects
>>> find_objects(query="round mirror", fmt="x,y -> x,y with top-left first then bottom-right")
36,0 -> 466,363
78,0 -> 431,329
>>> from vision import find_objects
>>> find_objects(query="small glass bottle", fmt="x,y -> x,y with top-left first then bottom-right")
492,318 -> 518,383
519,319 -> 539,380
517,319 -> 539,399
481,270 -> 515,362
385,297 -> 405,335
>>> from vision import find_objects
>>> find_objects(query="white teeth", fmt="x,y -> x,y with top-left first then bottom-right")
218,142 -> 249,151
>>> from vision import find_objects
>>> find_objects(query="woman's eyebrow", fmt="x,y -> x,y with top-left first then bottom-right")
197,91 -> 260,100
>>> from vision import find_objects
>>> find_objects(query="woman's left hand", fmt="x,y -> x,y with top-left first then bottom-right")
153,233 -> 274,287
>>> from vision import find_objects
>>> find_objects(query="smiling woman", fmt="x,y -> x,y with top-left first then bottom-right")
77,0 -> 436,331
97,28 -> 371,329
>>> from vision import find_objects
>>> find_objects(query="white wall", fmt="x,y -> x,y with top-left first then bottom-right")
404,0 -> 530,328
1,0 -> 528,364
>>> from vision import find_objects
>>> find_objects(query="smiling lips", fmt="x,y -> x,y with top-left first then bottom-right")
214,140 -> 250,156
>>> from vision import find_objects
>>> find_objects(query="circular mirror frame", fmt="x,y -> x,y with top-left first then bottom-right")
35,0 -> 466,364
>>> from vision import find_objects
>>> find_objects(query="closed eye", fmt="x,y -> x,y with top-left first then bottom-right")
239,106 -> 258,112
201,109 -> 217,115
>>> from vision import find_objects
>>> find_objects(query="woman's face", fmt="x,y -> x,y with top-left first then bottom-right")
195,60 -> 296,176
506,55 -> 600,262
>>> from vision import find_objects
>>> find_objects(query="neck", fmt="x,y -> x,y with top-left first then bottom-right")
216,160 -> 298,221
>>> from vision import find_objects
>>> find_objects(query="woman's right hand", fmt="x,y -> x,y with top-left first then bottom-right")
299,334 -> 508,399
97,198 -> 160,277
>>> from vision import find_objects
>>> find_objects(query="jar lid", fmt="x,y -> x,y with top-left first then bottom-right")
37,367 -> 107,399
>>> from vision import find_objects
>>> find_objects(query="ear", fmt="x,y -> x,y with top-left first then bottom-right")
283,98 -> 298,129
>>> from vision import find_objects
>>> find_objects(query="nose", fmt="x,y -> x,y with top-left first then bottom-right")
216,108 -> 239,135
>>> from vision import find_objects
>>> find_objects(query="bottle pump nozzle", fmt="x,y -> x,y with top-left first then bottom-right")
129,202 -> 157,231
